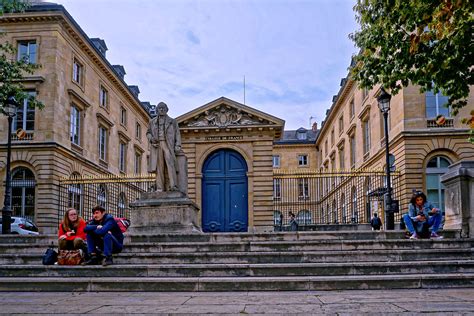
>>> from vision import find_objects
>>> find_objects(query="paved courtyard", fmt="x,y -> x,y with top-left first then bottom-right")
0,288 -> 474,315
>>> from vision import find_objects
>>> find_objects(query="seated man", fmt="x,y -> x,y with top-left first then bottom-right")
403,191 -> 443,239
83,205 -> 124,266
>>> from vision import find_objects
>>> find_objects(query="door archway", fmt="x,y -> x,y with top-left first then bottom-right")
202,149 -> 248,232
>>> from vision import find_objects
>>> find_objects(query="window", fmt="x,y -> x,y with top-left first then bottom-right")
426,156 -> 451,215
119,141 -> 127,173
331,129 -> 335,146
425,90 -> 450,118
298,178 -> 309,199
98,126 -> 107,161
363,119 -> 370,155
117,192 -> 126,218
351,186 -> 358,223
13,91 -> 36,131
297,131 -> 307,140
297,210 -> 312,225
97,184 -> 107,208
298,154 -> 308,167
273,179 -> 281,199
68,173 -> 82,213
324,140 -> 328,157
338,115 -> 344,135
135,122 -> 141,139
350,99 -> 355,118
362,87 -> 369,100
120,106 -> 127,126
350,135 -> 356,168
11,167 -> 36,222
272,155 -> 280,168
134,152 -> 142,174
99,86 -> 108,108
70,105 -> 81,145
17,40 -> 37,64
341,193 -> 346,223
273,210 -> 282,226
339,147 -> 345,170
72,59 -> 83,84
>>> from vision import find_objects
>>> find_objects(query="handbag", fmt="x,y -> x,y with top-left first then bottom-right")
42,247 -> 58,265
57,249 -> 83,265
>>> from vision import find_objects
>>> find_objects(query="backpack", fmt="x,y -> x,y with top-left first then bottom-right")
115,217 -> 130,233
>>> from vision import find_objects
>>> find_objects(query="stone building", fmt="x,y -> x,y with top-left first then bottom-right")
316,73 -> 474,223
0,4 -> 151,233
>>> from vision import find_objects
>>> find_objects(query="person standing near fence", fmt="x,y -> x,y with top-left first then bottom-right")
370,213 -> 382,231
58,208 -> 86,250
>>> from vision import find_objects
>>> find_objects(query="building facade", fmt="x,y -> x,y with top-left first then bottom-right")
316,75 -> 474,223
0,4 -> 151,233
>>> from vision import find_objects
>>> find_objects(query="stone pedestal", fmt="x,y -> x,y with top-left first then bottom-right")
440,161 -> 474,238
129,191 -> 202,234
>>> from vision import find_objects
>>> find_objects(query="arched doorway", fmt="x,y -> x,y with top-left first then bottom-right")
11,167 -> 36,222
202,149 -> 248,232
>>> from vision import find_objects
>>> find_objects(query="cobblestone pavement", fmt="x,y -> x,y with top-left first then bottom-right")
1,288 -> 474,315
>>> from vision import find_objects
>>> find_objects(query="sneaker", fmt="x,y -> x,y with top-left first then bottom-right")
430,232 -> 443,239
409,232 -> 419,240
82,255 -> 99,265
102,256 -> 113,266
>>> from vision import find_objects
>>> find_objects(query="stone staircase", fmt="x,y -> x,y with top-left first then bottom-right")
0,230 -> 473,291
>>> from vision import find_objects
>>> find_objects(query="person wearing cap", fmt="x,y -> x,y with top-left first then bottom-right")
403,191 -> 443,239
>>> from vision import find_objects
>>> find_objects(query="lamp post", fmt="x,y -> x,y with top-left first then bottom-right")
2,96 -> 18,234
377,88 -> 395,230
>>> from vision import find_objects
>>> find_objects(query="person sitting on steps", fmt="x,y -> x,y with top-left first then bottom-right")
403,191 -> 443,240
58,208 -> 87,251
83,205 -> 124,266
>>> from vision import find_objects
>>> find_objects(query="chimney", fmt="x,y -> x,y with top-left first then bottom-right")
90,38 -> 108,57
128,85 -> 140,98
112,65 -> 126,80
312,122 -> 318,132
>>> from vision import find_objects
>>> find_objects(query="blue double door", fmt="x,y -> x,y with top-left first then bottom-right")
202,149 -> 248,232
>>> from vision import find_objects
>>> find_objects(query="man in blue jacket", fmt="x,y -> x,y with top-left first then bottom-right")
83,205 -> 124,266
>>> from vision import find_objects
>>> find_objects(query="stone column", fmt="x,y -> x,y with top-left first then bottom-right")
440,161 -> 474,238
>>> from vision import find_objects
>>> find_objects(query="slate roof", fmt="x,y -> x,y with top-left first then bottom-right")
274,127 -> 318,145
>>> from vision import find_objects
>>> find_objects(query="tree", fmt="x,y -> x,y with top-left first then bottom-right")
350,0 -> 473,142
0,0 -> 44,114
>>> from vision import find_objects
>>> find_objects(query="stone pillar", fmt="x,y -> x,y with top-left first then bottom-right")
440,161 -> 474,238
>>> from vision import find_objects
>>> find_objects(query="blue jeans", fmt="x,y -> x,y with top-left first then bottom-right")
403,213 -> 442,234
86,232 -> 123,257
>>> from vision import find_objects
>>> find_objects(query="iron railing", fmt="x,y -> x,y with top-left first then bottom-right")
58,174 -> 154,224
273,169 -> 402,229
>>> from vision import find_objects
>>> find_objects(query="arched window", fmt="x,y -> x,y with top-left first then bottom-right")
351,186 -> 357,223
117,192 -> 127,217
68,173 -> 82,214
11,167 -> 36,221
341,193 -> 346,223
97,184 -> 107,208
297,210 -> 312,225
273,210 -> 282,226
426,155 -> 451,214
332,199 -> 337,224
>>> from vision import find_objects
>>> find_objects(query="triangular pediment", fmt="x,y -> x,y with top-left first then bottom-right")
177,97 -> 285,130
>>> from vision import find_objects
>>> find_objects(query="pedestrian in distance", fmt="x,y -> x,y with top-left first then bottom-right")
370,213 -> 382,231
83,205 -> 124,266
58,208 -> 87,250
288,211 -> 298,232
403,191 -> 443,240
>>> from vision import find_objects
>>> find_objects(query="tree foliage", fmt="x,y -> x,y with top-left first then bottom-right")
350,0 -> 473,140
0,0 -> 43,113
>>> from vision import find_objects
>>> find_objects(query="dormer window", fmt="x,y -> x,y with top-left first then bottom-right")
297,131 -> 307,140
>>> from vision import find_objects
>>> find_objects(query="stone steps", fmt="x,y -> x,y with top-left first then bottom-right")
2,260 -> 474,278
0,273 -> 473,292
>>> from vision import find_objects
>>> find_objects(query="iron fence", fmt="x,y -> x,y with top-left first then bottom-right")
273,169 -> 402,229
58,174 -> 154,224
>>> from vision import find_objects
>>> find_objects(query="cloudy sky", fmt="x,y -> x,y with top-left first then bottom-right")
54,0 -> 358,130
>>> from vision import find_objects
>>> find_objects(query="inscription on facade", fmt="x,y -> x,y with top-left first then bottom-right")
205,136 -> 244,141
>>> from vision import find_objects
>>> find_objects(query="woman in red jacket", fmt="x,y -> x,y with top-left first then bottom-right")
58,208 -> 87,250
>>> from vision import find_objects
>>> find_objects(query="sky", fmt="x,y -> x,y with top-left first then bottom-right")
54,0 -> 359,130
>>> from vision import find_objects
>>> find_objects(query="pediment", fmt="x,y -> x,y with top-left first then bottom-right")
177,97 -> 285,129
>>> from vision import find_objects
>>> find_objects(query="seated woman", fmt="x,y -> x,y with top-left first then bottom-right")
58,208 -> 87,250
403,191 -> 443,239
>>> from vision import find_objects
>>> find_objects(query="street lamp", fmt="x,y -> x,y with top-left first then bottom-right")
2,95 -> 18,234
377,88 -> 396,230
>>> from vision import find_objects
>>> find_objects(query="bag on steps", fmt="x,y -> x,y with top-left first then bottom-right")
57,249 -> 83,265
42,247 -> 58,265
